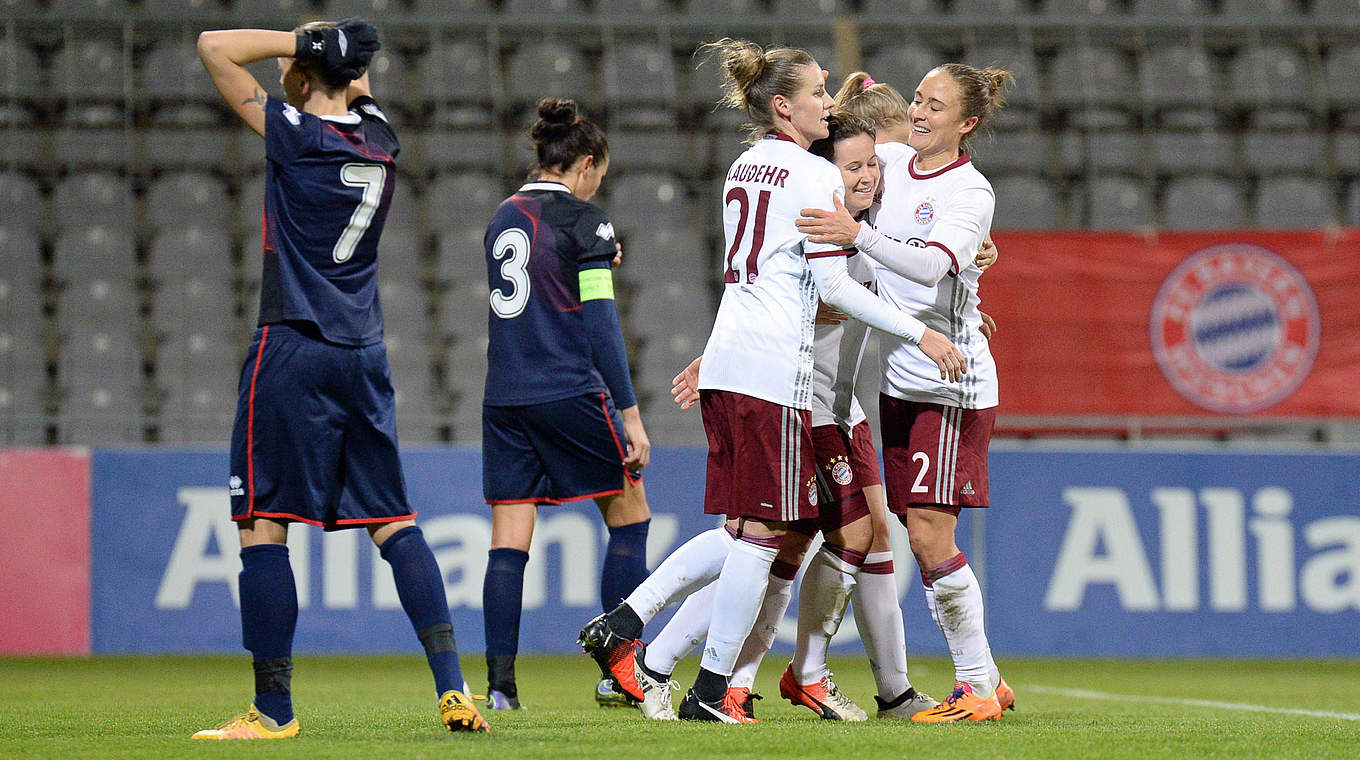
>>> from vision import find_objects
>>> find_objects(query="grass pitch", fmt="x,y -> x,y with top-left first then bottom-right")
3,654 -> 1358,759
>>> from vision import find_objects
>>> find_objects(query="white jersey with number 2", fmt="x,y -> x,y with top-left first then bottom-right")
872,141 -> 999,410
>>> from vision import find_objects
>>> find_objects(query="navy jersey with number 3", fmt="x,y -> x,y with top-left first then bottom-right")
483,182 -> 620,406
260,95 -> 398,346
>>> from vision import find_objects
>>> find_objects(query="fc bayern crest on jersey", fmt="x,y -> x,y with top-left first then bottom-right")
914,201 -> 934,225
1149,243 -> 1320,414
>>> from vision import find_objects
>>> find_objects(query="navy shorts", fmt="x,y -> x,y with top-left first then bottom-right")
482,391 -> 638,505
229,323 -> 414,529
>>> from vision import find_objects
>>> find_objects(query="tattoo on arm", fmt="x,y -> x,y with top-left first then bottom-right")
242,87 -> 267,109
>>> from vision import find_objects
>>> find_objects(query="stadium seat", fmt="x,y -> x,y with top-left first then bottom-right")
419,0 -> 496,12
416,128 -> 504,172
506,42 -> 596,105
1048,45 -> 1139,110
601,41 -> 680,106
362,48 -> 411,108
961,43 -> 1040,107
139,0 -> 226,17
48,0 -> 125,17
52,226 -> 138,283
378,227 -> 428,286
1324,44 -> 1360,110
1218,0 -> 1301,16
862,0 -> 942,14
770,0 -> 851,14
55,278 -> 140,330
441,331 -> 488,401
233,0 -> 315,22
138,126 -> 238,172
0,173 -> 42,233
147,226 -> 234,283
1130,0 -> 1212,15
1240,128 -> 1325,174
52,173 -> 133,233
155,373 -> 236,443
619,225 -> 709,281
237,172 -> 265,238
378,279 -> 430,334
52,38 -> 124,99
415,38 -> 496,103
0,326 -> 50,445
1058,128 -> 1145,175
424,171 -> 505,236
0,37 -> 43,96
57,366 -> 145,446
863,40 -> 944,99
1086,175 -> 1154,230
604,172 -> 692,234
1229,44 -> 1315,111
991,175 -> 1063,230
58,325 -> 142,388
320,0 -> 411,17
139,41 -> 218,102
1151,129 -> 1237,175
146,172 -> 230,234
1161,175 -> 1247,230
1043,0 -> 1124,18
1346,181 -> 1360,227
682,0 -> 765,20
51,126 -> 127,171
628,278 -> 714,340
386,177 -> 419,246
973,127 -> 1050,174
504,0 -> 588,12
604,128 -> 693,175
595,0 -> 675,14
152,276 -> 237,339
437,279 -> 490,339
1141,42 -> 1218,114
1253,176 -> 1336,229
435,226 -> 489,284
155,331 -> 239,384
1334,130 -> 1360,175
1311,0 -> 1360,16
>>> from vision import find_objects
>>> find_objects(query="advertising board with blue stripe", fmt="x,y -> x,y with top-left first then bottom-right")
90,447 -> 1357,656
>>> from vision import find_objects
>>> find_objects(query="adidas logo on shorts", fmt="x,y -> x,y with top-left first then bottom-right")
960,481 -> 975,496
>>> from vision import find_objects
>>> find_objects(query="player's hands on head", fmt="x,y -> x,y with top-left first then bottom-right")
670,356 -> 702,410
796,195 -> 860,247
918,328 -> 967,383
296,17 -> 380,82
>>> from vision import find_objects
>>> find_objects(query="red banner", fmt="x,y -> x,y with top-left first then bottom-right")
0,448 -> 91,654
983,231 -> 1360,417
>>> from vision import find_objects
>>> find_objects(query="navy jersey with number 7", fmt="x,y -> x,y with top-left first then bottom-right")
259,95 -> 398,346
482,181 -> 625,406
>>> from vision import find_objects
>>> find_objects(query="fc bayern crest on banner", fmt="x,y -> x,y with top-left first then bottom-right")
1150,243 -> 1320,414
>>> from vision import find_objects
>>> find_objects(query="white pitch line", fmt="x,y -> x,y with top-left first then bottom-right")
1027,685 -> 1360,722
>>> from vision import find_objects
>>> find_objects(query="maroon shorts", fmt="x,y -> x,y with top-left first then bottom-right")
799,421 -> 877,532
879,395 -> 994,513
701,389 -> 818,523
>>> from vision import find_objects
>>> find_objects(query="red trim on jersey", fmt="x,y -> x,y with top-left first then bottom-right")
599,393 -> 639,486
805,247 -> 857,259
487,497 -> 565,506
245,325 -> 269,519
907,152 -> 971,179
765,131 -> 799,144
925,240 -> 960,275
324,122 -> 392,163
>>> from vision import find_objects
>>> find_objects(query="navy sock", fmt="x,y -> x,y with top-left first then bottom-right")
239,544 -> 297,724
482,547 -> 528,692
380,525 -> 463,696
601,519 -> 650,612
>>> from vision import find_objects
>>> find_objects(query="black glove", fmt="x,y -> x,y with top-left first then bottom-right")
294,18 -> 380,82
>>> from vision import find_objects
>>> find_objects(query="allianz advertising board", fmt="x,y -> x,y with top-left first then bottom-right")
90,447 -> 1359,656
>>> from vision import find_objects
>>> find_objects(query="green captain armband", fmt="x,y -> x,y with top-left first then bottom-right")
579,267 -> 615,301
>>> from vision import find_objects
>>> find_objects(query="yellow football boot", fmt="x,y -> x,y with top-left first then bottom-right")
191,706 -> 299,740
439,690 -> 490,733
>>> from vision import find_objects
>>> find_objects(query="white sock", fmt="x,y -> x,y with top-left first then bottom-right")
698,538 -> 778,677
729,572 -> 794,690
852,550 -> 911,700
643,580 -> 717,677
931,562 -> 995,698
624,527 -> 731,624
790,545 -> 860,683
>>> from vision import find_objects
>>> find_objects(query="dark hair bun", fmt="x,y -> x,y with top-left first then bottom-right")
537,97 -> 579,125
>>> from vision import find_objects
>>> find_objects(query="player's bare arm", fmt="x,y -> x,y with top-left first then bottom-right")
976,235 -> 998,270
197,29 -> 296,137
919,328 -> 967,383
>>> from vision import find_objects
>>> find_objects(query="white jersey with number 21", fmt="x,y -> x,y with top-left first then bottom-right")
698,134 -> 849,410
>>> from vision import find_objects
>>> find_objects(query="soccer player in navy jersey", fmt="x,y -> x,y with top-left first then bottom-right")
192,19 -> 487,738
479,97 -> 654,710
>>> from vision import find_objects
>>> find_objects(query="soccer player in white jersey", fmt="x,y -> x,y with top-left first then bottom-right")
579,39 -> 966,724
798,67 -> 1017,722
647,113 -> 966,723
